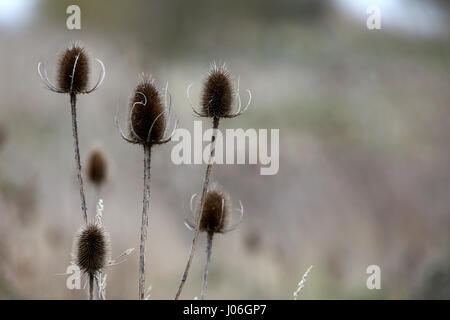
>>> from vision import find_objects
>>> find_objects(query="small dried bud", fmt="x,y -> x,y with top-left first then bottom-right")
198,185 -> 231,234
201,64 -> 233,118
57,44 -> 89,94
85,148 -> 108,187
72,224 -> 110,274
129,78 -> 166,144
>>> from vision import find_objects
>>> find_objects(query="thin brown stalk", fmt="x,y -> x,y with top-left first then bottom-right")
88,274 -> 94,300
201,232 -> 214,300
70,93 -> 88,224
175,117 -> 219,300
139,144 -> 152,299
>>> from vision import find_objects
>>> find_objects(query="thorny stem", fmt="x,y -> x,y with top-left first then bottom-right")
70,93 -> 88,225
201,232 -> 214,300
139,144 -> 152,300
89,274 -> 94,300
175,117 -> 219,300
71,93 -> 90,299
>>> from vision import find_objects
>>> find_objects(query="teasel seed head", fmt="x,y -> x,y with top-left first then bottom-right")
57,44 -> 89,94
201,63 -> 233,118
38,43 -> 105,95
72,224 -> 111,275
85,148 -> 108,187
129,76 -> 167,144
198,185 -> 232,234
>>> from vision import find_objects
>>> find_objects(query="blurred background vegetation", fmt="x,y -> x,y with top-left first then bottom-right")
0,0 -> 449,299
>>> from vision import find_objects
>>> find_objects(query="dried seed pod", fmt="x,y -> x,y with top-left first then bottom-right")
57,44 -> 89,94
129,78 -> 166,144
72,224 -> 110,275
198,185 -> 231,234
201,64 -> 233,118
86,148 -> 108,187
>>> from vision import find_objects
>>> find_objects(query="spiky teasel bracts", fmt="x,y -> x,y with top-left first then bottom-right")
116,75 -> 178,300
38,43 -> 105,96
175,63 -> 251,300
38,43 -> 105,225
129,79 -> 167,143
117,75 -> 178,147
185,184 -> 244,300
57,45 -> 90,94
70,200 -> 134,300
72,211 -> 111,301
198,187 -> 231,234
72,224 -> 111,276
190,63 -> 252,119
200,65 -> 233,118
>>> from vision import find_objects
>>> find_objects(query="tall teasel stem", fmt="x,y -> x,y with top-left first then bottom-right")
176,63 -> 250,299
38,43 -> 106,301
201,232 -> 214,300
139,144 -> 152,299
88,274 -> 94,300
175,117 -> 219,299
38,43 -> 105,226
71,92 -> 91,303
116,76 -> 177,299
70,93 -> 88,224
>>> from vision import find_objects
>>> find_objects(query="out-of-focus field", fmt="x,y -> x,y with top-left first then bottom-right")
0,0 -> 450,299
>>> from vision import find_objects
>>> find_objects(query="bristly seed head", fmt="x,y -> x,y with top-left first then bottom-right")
72,224 -> 110,275
198,185 -> 231,234
201,63 -> 233,118
129,76 -> 166,144
86,148 -> 108,187
57,44 -> 89,94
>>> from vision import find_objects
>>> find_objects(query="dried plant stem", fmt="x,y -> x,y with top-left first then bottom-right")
139,144 -> 152,300
201,232 -> 214,300
70,93 -> 88,224
175,117 -> 219,300
88,274 -> 94,300
96,273 -> 106,300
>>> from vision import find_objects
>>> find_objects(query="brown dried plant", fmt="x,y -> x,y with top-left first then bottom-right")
175,63 -> 251,299
116,75 -> 178,299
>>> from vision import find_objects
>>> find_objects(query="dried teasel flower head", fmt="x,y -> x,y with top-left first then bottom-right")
201,63 -> 233,118
199,185 -> 231,234
57,44 -> 89,94
129,76 -> 166,143
72,223 -> 111,275
186,184 -> 245,234
189,63 -> 252,119
85,147 -> 108,187
38,43 -> 105,95
117,74 -> 178,146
